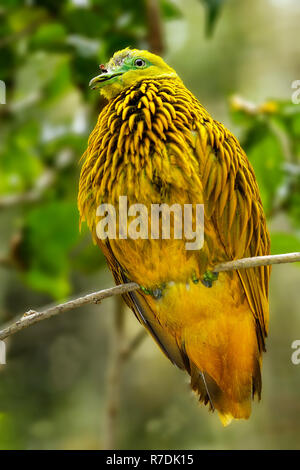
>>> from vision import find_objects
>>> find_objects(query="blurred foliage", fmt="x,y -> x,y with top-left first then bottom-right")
0,0 -> 180,298
199,0 -> 226,36
0,0 -> 300,451
0,0 -> 188,450
230,97 -> 300,254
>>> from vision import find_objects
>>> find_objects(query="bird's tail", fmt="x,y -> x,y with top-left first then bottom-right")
183,314 -> 262,425
188,359 -> 261,425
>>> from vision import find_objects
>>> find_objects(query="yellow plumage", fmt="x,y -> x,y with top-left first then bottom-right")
78,49 -> 270,425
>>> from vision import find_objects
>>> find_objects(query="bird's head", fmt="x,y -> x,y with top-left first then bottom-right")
89,48 -> 177,100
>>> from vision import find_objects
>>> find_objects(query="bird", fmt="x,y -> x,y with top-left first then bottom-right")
78,48 -> 270,425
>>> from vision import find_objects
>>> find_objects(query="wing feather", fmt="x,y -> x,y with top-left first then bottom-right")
197,124 -> 270,349
96,238 -> 187,369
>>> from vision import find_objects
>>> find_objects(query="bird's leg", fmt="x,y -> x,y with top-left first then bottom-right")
201,271 -> 219,288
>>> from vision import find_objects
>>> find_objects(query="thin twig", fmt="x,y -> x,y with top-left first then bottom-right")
103,296 -> 126,450
214,252 -> 300,272
103,304 -> 148,449
121,330 -> 148,361
146,0 -> 164,55
0,282 -> 138,341
104,304 -> 147,448
0,253 -> 299,341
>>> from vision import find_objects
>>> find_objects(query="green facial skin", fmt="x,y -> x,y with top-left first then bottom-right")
89,57 -> 152,90
88,49 -> 177,100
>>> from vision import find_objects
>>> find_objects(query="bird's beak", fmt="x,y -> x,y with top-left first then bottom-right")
89,71 -> 123,89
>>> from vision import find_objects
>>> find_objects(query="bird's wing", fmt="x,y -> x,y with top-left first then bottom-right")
97,238 -> 218,408
196,118 -> 270,350
96,237 -> 187,369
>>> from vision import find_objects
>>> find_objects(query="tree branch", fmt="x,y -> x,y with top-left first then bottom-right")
121,330 -> 148,361
146,0 -> 164,55
0,282 -> 138,341
214,252 -> 300,272
103,296 -> 126,449
0,252 -> 299,341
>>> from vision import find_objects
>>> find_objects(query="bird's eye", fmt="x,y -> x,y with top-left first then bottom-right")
134,58 -> 146,67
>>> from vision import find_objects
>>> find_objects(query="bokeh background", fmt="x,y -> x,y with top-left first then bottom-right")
0,0 -> 300,450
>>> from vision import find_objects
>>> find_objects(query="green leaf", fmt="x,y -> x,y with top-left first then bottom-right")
30,22 -> 67,49
20,201 -> 81,299
199,0 -> 226,36
271,232 -> 300,255
0,413 -> 22,450
160,0 -> 182,20
64,8 -> 109,38
12,52 -> 72,107
0,122 -> 43,194
246,132 -> 284,214
287,188 -> 300,229
291,113 -> 300,138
